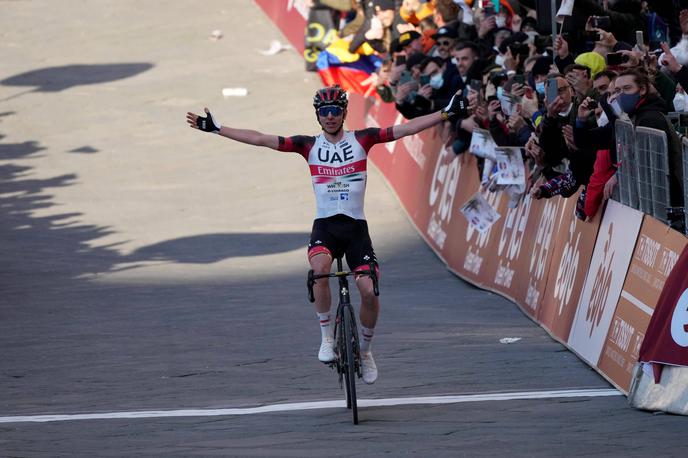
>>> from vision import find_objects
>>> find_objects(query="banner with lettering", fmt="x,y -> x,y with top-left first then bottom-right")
255,0 -> 308,54
567,200 -> 644,366
538,193 -> 602,342
639,244 -> 688,373
598,217 -> 688,392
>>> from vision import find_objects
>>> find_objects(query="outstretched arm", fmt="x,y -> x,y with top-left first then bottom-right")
186,108 -> 280,150
392,91 -> 467,140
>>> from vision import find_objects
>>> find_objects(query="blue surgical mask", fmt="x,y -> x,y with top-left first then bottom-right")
430,73 -> 444,89
618,92 -> 641,114
535,81 -> 546,95
497,86 -> 505,98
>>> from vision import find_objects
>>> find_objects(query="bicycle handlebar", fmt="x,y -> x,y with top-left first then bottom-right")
307,263 -> 379,303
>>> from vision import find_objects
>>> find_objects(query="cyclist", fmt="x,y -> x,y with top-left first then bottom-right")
186,85 -> 466,384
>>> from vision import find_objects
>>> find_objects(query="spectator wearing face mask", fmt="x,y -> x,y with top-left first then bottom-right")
613,67 -> 684,229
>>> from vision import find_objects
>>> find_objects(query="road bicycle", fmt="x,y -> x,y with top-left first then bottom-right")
307,257 -> 379,425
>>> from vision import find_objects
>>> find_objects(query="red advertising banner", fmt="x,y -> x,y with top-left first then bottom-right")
511,197 -> 567,317
255,0 -> 308,54
538,193 -> 602,341
639,243 -> 688,372
598,217 -> 688,392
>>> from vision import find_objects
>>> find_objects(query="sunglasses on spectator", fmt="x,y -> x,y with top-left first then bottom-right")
437,40 -> 453,47
318,105 -> 343,117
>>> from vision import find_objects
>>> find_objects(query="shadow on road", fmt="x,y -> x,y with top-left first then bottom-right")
1,63 -> 154,93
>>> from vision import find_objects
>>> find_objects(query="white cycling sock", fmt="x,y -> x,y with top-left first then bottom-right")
317,312 -> 333,340
360,326 -> 374,353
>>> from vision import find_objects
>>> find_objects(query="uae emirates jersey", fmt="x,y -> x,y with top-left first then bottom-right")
278,128 -> 394,220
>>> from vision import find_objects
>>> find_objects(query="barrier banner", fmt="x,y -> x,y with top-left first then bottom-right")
512,197 -> 567,317
638,243 -> 688,375
538,193 -> 602,341
444,176 -> 507,287
568,200 -> 644,366
255,0 -> 308,53
598,217 -> 688,392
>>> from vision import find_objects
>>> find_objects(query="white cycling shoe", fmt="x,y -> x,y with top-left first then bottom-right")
318,337 -> 335,363
360,351 -> 378,384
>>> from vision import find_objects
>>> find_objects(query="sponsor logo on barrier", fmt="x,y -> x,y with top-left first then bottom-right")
464,190 -> 501,275
671,289 -> 688,347
554,218 -> 581,316
525,200 -> 560,311
586,223 -> 615,337
494,195 -> 532,288
426,147 -> 460,249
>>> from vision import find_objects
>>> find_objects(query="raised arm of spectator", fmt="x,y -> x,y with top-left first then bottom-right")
187,108 -> 280,150
660,42 -> 688,90
554,35 -> 575,74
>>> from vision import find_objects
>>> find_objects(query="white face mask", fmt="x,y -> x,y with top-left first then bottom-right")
673,92 -> 688,112
430,73 -> 444,89
525,31 -> 538,44
451,57 -> 458,66
495,15 -> 507,28
494,54 -> 506,67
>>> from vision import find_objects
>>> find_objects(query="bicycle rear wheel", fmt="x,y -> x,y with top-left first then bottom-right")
342,307 -> 358,424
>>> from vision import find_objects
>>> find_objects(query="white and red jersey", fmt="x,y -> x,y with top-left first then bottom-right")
278,128 -> 395,220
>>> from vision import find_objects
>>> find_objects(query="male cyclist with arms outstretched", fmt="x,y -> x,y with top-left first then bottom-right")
186,85 -> 466,384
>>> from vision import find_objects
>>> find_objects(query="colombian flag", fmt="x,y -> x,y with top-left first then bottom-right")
316,37 -> 383,98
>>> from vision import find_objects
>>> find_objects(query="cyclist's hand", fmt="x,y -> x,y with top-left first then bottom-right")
442,90 -> 469,119
187,107 -> 221,133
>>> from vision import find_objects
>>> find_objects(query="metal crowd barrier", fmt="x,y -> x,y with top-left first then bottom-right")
615,119 -> 638,209
635,126 -> 671,223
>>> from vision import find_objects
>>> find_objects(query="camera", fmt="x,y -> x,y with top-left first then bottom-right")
587,100 -> 598,110
509,42 -> 529,58
591,16 -> 611,30
606,52 -> 630,66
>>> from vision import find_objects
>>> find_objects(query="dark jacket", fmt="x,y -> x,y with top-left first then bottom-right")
631,92 -> 684,207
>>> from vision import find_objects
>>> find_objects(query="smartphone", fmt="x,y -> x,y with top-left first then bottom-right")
470,79 -> 482,92
546,77 -> 558,105
399,71 -> 413,85
587,100 -> 599,110
592,16 -> 611,30
636,30 -> 644,49
419,74 -> 431,86
513,74 -> 525,85
395,55 -> 406,66
584,30 -> 601,42
483,5 -> 495,16
606,52 -> 629,65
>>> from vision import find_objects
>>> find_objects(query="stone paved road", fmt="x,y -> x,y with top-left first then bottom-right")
0,1 -> 684,456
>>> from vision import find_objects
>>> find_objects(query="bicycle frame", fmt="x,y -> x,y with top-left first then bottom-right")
306,257 -> 379,424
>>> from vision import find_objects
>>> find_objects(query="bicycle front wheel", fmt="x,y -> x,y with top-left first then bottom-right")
342,308 -> 358,425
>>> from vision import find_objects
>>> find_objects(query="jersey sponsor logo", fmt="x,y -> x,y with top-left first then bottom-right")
316,142 -> 355,163
310,159 -> 367,178
340,193 -> 349,200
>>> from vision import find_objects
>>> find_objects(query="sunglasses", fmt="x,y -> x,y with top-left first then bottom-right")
437,40 -> 453,47
318,105 -> 343,117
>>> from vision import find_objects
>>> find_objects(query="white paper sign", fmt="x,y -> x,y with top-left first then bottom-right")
469,128 -> 497,161
460,192 -> 501,233
557,0 -> 575,17
495,147 -> 526,186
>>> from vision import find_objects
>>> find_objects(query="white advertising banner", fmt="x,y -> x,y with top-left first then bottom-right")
567,200 -> 644,366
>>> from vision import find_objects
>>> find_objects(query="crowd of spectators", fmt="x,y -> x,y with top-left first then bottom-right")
309,0 -> 688,232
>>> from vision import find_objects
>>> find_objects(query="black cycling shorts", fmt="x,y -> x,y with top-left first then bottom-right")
307,214 -> 378,271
